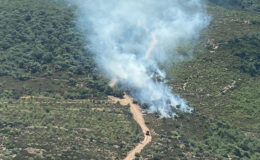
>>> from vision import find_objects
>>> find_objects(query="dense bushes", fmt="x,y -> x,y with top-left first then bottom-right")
0,0 -> 124,99
201,121 -> 260,159
141,114 -> 260,159
0,0 -> 95,78
229,34 -> 260,76
207,0 -> 260,12
140,2 -> 260,159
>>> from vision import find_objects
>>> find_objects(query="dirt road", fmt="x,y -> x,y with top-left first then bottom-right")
109,94 -> 152,160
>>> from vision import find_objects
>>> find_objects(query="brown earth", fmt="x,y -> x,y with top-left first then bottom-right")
109,94 -> 152,160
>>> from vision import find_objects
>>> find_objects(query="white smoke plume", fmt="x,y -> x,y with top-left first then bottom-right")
71,0 -> 209,117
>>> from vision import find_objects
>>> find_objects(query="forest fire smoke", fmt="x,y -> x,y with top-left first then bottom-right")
145,31 -> 158,60
72,0 -> 209,117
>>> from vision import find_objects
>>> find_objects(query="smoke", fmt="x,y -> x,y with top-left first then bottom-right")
71,0 -> 209,117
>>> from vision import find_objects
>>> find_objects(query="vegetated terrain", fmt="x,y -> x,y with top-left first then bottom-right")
0,97 -> 142,160
0,0 -> 136,160
0,0 -> 259,160
207,0 -> 260,13
0,0 -> 123,99
139,2 -> 260,160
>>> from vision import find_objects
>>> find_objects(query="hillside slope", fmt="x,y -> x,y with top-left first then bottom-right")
139,2 -> 260,160
0,0 -> 139,159
0,0 -> 259,160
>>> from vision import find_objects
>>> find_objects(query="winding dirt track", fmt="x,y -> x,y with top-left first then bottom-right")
109,94 -> 152,160
107,28 -> 157,159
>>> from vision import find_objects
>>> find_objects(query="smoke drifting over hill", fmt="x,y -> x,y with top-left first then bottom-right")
72,0 -> 209,117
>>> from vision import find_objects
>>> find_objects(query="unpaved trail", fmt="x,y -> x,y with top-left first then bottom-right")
109,94 -> 152,160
